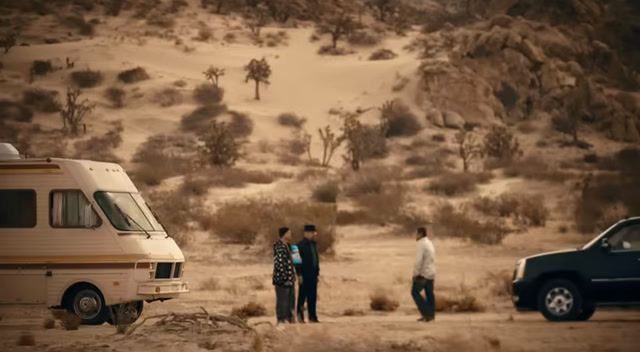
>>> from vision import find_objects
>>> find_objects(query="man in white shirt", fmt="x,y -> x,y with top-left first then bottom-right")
412,227 -> 436,322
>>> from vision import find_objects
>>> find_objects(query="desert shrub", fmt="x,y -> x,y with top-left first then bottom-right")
317,45 -> 354,56
182,168 -> 285,191
485,270 -> 513,297
277,112 -> 306,129
502,155 -> 567,182
264,31 -> 289,47
152,87 -> 183,107
199,120 -> 242,167
483,125 -> 521,161
427,172 -> 491,196
336,209 -> 369,225
595,203 -> 628,232
311,180 -> 339,203
132,134 -> 197,186
61,312 -> 81,330
70,69 -> 103,88
145,189 -> 200,247
104,87 -> 125,108
583,153 -> 598,164
17,332 -> 35,346
118,67 -> 150,84
181,104 -> 227,132
517,195 -> 548,226
22,88 -> 60,113
369,48 -> 397,61
226,111 -> 254,139
63,15 -> 94,36
379,100 -> 422,137
341,114 -> 389,170
210,198 -> 336,253
147,13 -> 175,28
343,309 -> 365,316
471,193 -> 548,226
30,60 -> 53,76
344,169 -> 391,197
369,290 -> 399,312
199,277 -> 220,291
195,27 -> 214,41
0,100 -> 33,122
436,284 -> 485,313
432,202 -> 509,245
73,121 -> 123,163
43,318 -> 55,329
355,183 -> 407,225
348,29 -> 382,46
231,302 -> 267,319
193,83 -> 224,105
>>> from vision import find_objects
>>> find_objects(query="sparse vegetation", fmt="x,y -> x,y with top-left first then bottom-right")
0,100 -> 33,123
226,110 -> 254,139
152,87 -> 182,107
318,125 -> 343,166
181,104 -> 227,133
318,11 -> 355,50
73,121 -> 123,163
456,130 -> 483,172
436,284 -> 485,313
203,65 -> 225,87
311,179 -> 339,203
277,112 -> 306,129
341,113 -> 388,171
471,193 -> 549,227
244,58 -> 271,101
199,120 -> 242,167
1,32 -> 17,54
30,60 -> 53,77
432,202 -> 509,245
132,134 -> 196,186
22,88 -> 60,113
63,15 -> 94,36
244,4 -> 269,37
104,87 -> 125,108
379,100 -> 422,138
369,290 -> 399,312
43,318 -> 55,329
70,69 -> 103,89
194,83 -> 225,105
427,172 -> 492,196
369,48 -> 397,61
231,302 -> 267,320
200,277 -> 221,291
483,125 -> 521,162
16,332 -> 35,346
118,67 -> 150,84
60,87 -> 95,135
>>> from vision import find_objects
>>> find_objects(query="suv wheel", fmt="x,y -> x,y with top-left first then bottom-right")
537,278 -> 583,322
577,302 -> 596,321
64,286 -> 109,325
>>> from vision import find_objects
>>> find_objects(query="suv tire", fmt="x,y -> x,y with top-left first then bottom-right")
576,302 -> 596,321
537,278 -> 583,322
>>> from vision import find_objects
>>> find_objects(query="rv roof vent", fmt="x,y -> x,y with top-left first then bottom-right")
0,143 -> 21,160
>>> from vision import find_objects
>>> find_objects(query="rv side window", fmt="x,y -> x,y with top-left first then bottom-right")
0,190 -> 37,228
50,190 -> 101,228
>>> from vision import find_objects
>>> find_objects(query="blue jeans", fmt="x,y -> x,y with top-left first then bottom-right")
411,277 -> 435,318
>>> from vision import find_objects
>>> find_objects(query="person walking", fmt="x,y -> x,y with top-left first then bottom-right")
411,227 -> 436,322
273,227 -> 296,325
295,224 -> 320,323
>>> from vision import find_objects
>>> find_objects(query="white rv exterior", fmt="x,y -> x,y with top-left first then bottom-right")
0,147 -> 188,324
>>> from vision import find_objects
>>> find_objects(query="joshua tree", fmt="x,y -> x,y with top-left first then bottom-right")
318,125 -> 344,167
1,32 -> 17,54
318,11 -> 356,49
456,130 -> 483,172
341,112 -> 388,171
245,4 -> 269,37
203,65 -> 225,87
60,87 -> 95,135
483,125 -> 521,162
244,58 -> 271,101
199,120 -> 241,167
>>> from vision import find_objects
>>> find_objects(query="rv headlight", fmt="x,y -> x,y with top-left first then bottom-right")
514,259 -> 526,281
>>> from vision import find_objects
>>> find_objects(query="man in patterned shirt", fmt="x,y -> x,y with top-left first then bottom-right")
273,227 -> 296,324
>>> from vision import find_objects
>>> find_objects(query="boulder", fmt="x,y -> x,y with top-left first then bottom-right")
443,110 -> 466,129
427,109 -> 444,127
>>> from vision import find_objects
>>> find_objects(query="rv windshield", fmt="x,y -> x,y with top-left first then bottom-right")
94,192 -> 164,232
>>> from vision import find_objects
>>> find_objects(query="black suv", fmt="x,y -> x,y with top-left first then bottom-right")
512,217 -> 640,321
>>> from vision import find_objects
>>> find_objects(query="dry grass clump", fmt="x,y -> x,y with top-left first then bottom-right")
118,67 -> 150,84
181,104 -> 227,133
318,45 -> 354,56
210,198 -> 336,253
311,179 -> 340,203
63,15 -> 94,36
485,270 -> 513,297
61,312 -> 82,330
369,290 -> 399,312
182,168 -> 287,192
502,155 -> 567,182
427,172 -> 492,196
336,209 -> 369,225
104,87 -> 126,108
73,121 -> 123,163
200,277 -> 221,291
231,302 -> 267,320
348,29 -> 382,46
70,69 -> 103,88
30,60 -> 54,76
369,48 -> 397,61
471,193 -> 549,227
225,111 -> 254,139
432,202 -> 510,245
17,332 -> 36,346
343,309 -> 365,316
145,189 -> 199,247
193,83 -> 225,105
22,88 -> 60,113
277,112 -> 306,129
436,285 -> 485,313
152,87 -> 183,107
263,30 -> 289,47
132,134 -> 197,186
380,100 -> 422,138
43,318 -> 55,329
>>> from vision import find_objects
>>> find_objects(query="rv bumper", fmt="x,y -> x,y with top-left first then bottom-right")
137,281 -> 189,296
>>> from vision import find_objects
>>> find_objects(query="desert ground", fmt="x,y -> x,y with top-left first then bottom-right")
1,0 -> 640,351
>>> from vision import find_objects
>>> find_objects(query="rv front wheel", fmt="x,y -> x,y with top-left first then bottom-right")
64,285 -> 109,325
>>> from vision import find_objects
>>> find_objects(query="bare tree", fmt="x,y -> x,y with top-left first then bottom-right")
1,32 -> 17,54
456,130 -> 483,172
244,58 -> 271,100
245,4 -> 269,37
318,125 -> 344,167
203,65 -> 225,87
60,87 -> 95,135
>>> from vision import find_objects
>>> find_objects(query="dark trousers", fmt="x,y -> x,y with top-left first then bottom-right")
297,276 -> 318,321
275,285 -> 295,323
411,277 -> 435,318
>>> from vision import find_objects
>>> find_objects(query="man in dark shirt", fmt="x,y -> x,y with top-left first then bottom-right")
295,224 -> 320,323
273,227 -> 296,324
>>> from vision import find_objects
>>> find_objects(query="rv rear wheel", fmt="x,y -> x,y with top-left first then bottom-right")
64,285 -> 109,325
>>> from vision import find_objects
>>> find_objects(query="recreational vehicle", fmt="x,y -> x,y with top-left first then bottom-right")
0,143 -> 188,324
